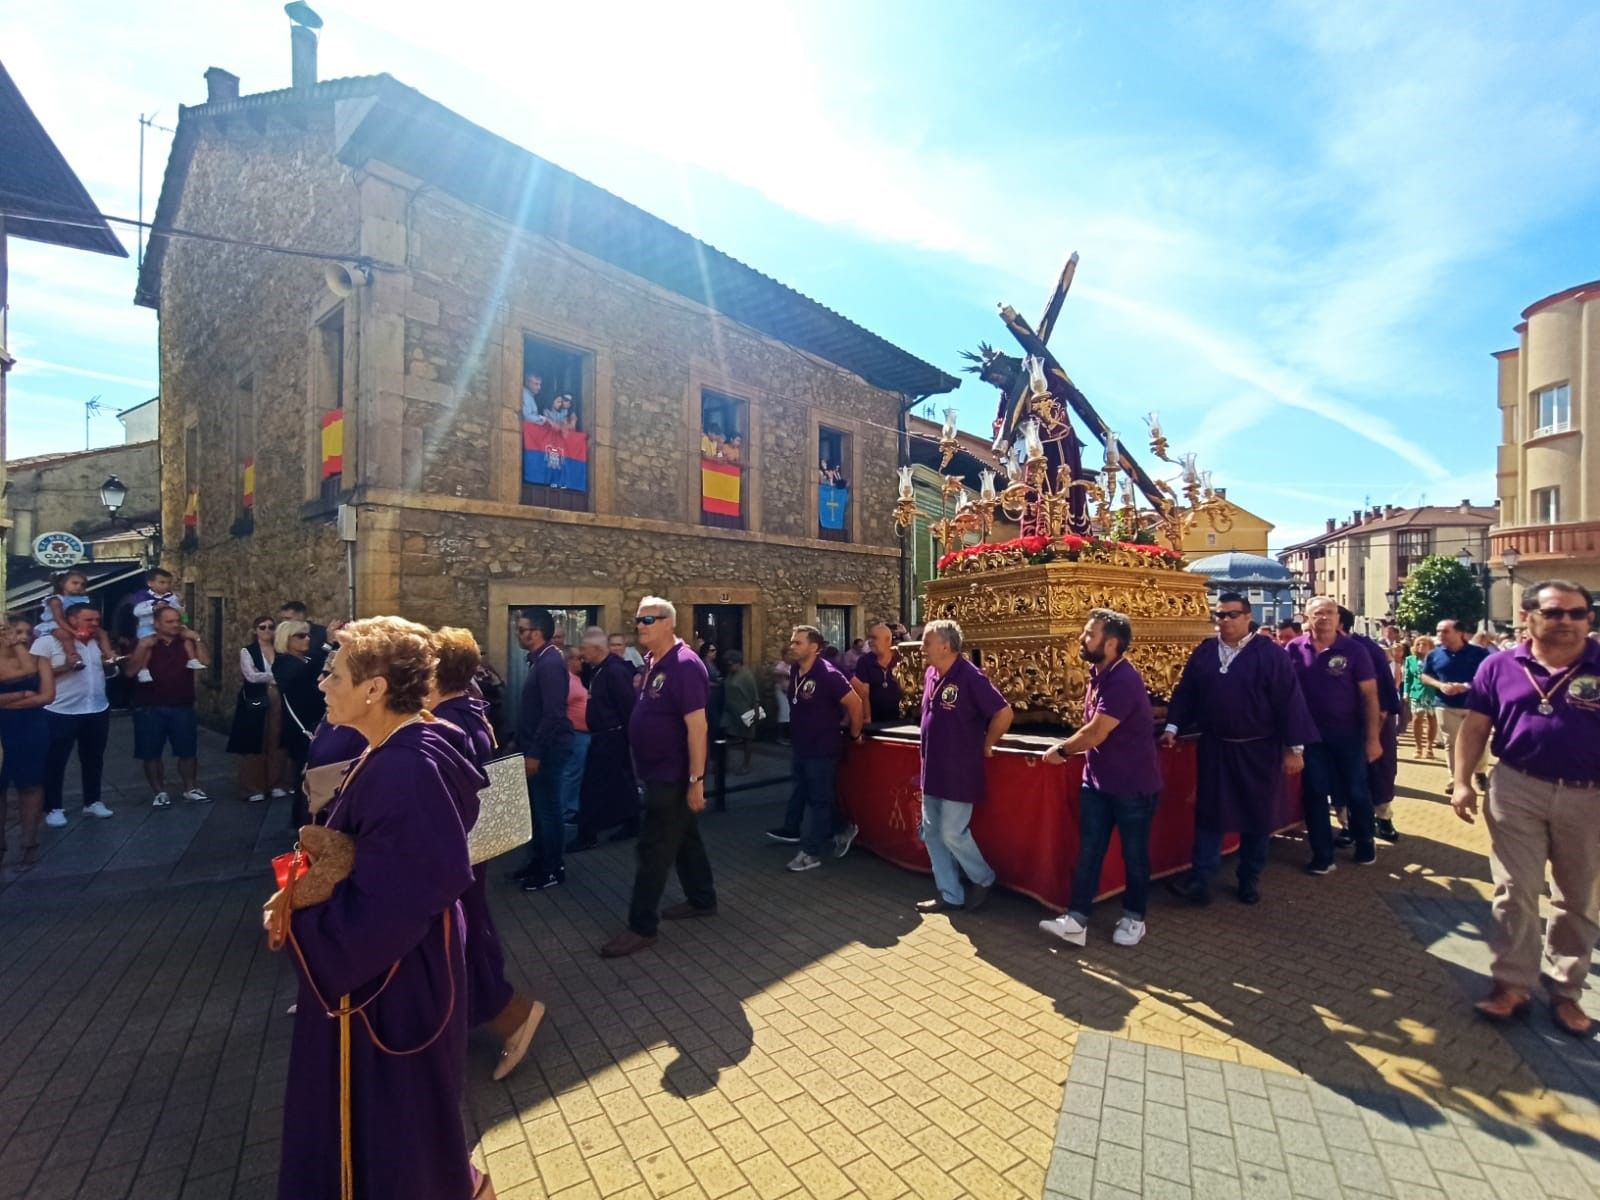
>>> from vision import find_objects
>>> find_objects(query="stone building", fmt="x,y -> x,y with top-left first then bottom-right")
1490,279 -> 1600,596
136,55 -> 955,720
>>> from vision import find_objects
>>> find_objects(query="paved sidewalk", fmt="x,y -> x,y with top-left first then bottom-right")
1,721 -> 1596,1199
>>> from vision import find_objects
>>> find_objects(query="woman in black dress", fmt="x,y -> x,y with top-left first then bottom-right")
226,615 -> 284,802
272,620 -> 325,828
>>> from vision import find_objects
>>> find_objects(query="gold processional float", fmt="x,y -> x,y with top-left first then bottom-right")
892,253 -> 1236,726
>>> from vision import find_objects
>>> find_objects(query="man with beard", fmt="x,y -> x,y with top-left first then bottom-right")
1163,594 -> 1317,905
1037,608 -> 1162,947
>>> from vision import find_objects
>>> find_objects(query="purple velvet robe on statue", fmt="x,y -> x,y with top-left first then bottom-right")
1166,637 -> 1321,836
431,696 -> 516,1028
278,721 -> 484,1200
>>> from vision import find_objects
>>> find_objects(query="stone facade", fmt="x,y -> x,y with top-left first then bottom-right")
144,85 -> 933,722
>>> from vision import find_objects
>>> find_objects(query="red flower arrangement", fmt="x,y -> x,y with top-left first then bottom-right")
936,534 -> 1185,573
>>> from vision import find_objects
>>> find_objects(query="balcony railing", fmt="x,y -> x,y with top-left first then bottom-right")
1491,519 -> 1600,562
1530,417 -> 1574,438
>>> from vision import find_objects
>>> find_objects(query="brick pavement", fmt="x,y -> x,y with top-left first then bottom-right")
1,719 -> 1596,1199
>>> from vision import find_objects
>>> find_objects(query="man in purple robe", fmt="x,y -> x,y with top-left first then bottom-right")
570,626 -> 640,851
1162,593 -> 1318,905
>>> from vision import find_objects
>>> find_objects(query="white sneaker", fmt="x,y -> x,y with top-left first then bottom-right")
1113,917 -> 1147,947
248,793 -> 266,804
183,788 -> 211,803
84,801 -> 114,819
270,788 -> 289,798
833,822 -> 859,859
136,668 -> 154,683
786,851 -> 822,872
45,809 -> 67,828
152,792 -> 172,808
1039,914 -> 1088,946
186,658 -> 206,670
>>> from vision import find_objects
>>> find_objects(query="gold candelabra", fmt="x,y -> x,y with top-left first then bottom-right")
1142,413 -> 1235,549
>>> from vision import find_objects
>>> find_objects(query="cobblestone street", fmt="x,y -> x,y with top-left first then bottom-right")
1,717 -> 1596,1199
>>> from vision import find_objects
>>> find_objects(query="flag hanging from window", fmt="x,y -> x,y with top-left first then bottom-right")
320,410 -> 344,479
701,456 -> 742,516
522,421 -> 589,491
183,490 -> 200,529
241,458 -> 256,509
819,482 -> 849,530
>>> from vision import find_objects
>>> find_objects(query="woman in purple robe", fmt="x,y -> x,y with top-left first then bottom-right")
429,626 -> 545,1081
274,616 -> 490,1200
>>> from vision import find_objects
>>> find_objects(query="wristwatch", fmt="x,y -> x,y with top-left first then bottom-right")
687,774 -> 704,784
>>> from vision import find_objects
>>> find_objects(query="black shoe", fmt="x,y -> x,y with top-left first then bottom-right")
566,837 -> 598,854
964,883 -> 992,912
1332,831 -> 1354,849
508,863 -> 544,883
608,824 -> 639,842
520,868 -> 566,892
1352,843 -> 1377,866
1306,860 -> 1336,876
1165,877 -> 1211,906
765,827 -> 801,844
1237,881 -> 1261,905
1374,818 -> 1400,843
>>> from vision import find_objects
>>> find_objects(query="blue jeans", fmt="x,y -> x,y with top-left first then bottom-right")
526,743 -> 571,875
785,756 -> 839,857
1069,786 -> 1158,922
919,794 -> 994,905
1192,828 -> 1269,888
560,731 -> 591,821
1301,734 -> 1373,864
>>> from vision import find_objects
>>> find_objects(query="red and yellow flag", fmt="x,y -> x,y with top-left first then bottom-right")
183,490 -> 199,529
320,410 -> 344,479
701,457 -> 741,517
241,458 -> 256,509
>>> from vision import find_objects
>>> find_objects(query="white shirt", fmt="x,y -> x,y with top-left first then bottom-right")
30,635 -> 109,715
1217,633 -> 1253,675
239,646 -> 276,684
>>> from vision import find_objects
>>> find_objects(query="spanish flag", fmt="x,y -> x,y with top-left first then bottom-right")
320,409 -> 344,479
701,456 -> 741,517
183,490 -> 199,529
241,458 -> 256,509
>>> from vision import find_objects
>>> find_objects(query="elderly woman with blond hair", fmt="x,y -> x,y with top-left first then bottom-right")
274,616 -> 491,1200
1403,634 -> 1439,760
429,626 -> 544,1081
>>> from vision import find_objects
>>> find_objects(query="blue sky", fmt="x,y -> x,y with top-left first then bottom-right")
4,0 -> 1598,549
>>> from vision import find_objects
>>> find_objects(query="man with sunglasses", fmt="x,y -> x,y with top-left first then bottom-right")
514,607 -> 573,891
1452,580 -> 1600,1037
1162,593 -> 1317,905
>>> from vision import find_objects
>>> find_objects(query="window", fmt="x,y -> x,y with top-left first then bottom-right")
208,597 -> 224,688
816,605 -> 852,650
818,426 -> 851,542
504,605 -> 598,732
182,423 -> 200,547
1396,529 -> 1431,578
234,376 -> 256,535
316,306 -> 346,504
1206,532 -> 1217,546
693,605 -> 745,656
700,390 -> 747,530
1532,486 -> 1560,524
1532,383 -> 1571,437
520,335 -> 589,512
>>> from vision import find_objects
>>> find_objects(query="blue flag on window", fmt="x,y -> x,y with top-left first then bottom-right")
819,483 -> 849,530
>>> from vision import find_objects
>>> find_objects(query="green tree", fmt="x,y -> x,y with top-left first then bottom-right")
1395,554 -> 1484,632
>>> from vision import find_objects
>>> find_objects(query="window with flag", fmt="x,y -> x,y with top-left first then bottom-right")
700,390 -> 746,529
182,423 -> 200,545
520,335 -> 590,512
235,376 -> 256,534
818,425 -> 850,542
316,306 -> 345,504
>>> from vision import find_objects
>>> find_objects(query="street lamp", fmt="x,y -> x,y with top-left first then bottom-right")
1385,587 -> 1401,619
99,475 -> 129,518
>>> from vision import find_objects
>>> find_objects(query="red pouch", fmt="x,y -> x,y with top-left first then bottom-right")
273,848 -> 310,890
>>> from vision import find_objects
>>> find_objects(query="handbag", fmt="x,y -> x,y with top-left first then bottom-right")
469,753 -> 533,865
263,825 -> 356,952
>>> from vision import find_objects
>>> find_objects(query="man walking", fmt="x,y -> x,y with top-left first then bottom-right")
1036,609 -> 1163,946
1341,606 -> 1403,842
768,625 -> 863,871
1286,596 -> 1382,873
515,608 -> 573,892
1163,594 -> 1317,905
600,596 -> 717,957
1423,618 -> 1491,797
913,619 -> 1012,913
123,605 -> 210,807
33,606 -> 115,825
851,620 -> 904,726
569,627 -> 638,851
1451,580 -> 1599,1037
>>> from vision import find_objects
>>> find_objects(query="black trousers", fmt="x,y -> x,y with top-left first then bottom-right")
628,781 -> 716,936
44,709 -> 111,812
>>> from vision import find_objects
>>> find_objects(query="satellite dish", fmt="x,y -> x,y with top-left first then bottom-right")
285,2 -> 323,29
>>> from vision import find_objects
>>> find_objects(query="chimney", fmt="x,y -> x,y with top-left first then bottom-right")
1325,518 -> 1336,534
1214,486 -> 1226,498
291,24 -> 318,88
1351,509 -> 1363,526
204,67 -> 240,105
1459,498 -> 1471,514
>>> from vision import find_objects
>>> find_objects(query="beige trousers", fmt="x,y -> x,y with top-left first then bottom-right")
1440,707 -> 1488,780
1484,764 -> 1600,999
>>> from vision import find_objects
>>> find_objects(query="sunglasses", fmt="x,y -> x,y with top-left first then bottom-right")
1535,606 -> 1593,621
634,615 -> 665,626
256,623 -> 275,630
1213,610 -> 1248,621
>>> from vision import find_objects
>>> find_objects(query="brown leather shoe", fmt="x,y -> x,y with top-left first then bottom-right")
599,930 -> 657,958
914,897 -> 960,913
1473,983 -> 1531,1022
1551,997 -> 1595,1038
661,901 -> 717,920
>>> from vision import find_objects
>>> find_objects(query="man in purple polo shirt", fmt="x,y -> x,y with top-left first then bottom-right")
768,625 -> 863,871
914,619 -> 1013,913
851,621 -> 904,725
601,596 -> 717,958
1037,608 -> 1163,947
1452,579 -> 1600,1037
1286,596 -> 1382,874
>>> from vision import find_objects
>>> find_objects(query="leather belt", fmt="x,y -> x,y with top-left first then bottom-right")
1501,763 -> 1600,790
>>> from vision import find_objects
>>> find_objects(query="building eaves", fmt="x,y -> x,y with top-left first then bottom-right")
6,439 -> 158,471
0,60 -> 125,256
1521,279 -> 1600,323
